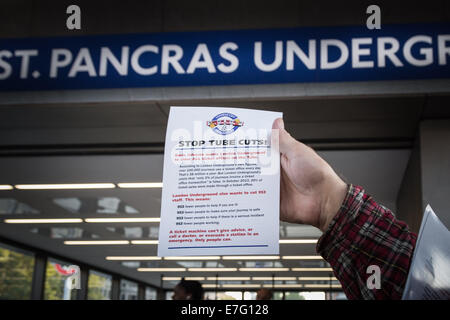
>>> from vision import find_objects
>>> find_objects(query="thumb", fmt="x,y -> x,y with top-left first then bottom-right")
272,118 -> 298,156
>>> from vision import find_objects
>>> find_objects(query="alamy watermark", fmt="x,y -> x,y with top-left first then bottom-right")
366,265 -> 381,290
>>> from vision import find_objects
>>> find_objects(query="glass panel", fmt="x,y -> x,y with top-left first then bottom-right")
121,262 -> 141,269
30,227 -> 85,239
217,291 -> 242,300
298,291 -> 326,300
44,259 -> 78,300
29,226 -> 158,240
243,291 -> 256,300
165,291 -> 173,300
273,292 -> 284,300
283,291 -> 305,300
291,260 -> 331,268
176,261 -> 202,268
279,222 -> 322,238
119,279 -> 138,300
53,197 -> 139,214
330,292 -> 347,300
176,261 -> 224,268
204,291 -> 216,300
149,226 -> 159,238
283,291 -> 326,300
145,287 -> 157,300
0,199 -> 39,214
105,226 -> 158,239
87,270 -> 112,300
0,243 -> 34,299
240,261 -> 284,267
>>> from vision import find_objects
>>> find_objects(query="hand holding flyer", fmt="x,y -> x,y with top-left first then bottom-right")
158,107 -> 282,256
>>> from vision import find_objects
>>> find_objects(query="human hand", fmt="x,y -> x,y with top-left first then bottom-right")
273,118 -> 348,232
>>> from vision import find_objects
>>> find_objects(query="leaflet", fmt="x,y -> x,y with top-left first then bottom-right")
402,205 -> 450,300
158,107 -> 282,256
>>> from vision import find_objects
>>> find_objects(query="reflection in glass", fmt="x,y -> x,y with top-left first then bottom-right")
296,291 -> 325,300
294,260 -> 331,268
53,197 -> 139,214
279,223 -> 322,238
203,291 -> 215,300
176,261 -> 225,268
88,270 -> 112,300
145,287 -> 157,300
177,261 -> 203,268
105,226 -> 159,239
283,291 -> 305,300
0,243 -> 35,299
106,227 -> 143,238
44,259 -> 78,300
50,227 -> 83,238
121,262 -> 141,269
331,292 -> 347,300
204,291 -> 243,300
282,291 -> 326,300
120,279 -> 138,300
273,292 -> 284,300
29,227 -> 99,239
149,226 -> 159,238
218,291 -> 242,300
0,199 -> 39,215
243,291 -> 257,300
240,261 -> 284,268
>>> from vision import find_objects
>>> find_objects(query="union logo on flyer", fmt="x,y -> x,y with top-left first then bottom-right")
206,113 -> 244,135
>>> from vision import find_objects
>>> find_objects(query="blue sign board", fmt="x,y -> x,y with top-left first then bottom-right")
0,24 -> 449,91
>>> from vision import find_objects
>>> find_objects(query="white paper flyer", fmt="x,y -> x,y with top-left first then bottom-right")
402,205 -> 450,300
157,106 -> 282,256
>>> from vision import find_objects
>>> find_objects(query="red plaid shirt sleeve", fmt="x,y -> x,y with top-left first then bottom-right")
317,184 -> 417,300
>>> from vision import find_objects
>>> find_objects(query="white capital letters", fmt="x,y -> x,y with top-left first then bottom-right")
377,37 -> 403,67
254,41 -> 283,72
286,40 -> 316,70
50,49 -> 73,78
187,44 -> 216,74
320,39 -> 349,69
352,38 -> 374,68
217,42 -> 239,73
130,45 -> 158,75
100,46 -> 129,76
161,45 -> 185,74
438,35 -> 450,65
0,51 -> 13,80
14,50 -> 38,79
403,35 -> 433,66
68,48 -> 96,77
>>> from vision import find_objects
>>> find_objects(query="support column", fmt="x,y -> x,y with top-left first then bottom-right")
76,267 -> 89,300
30,253 -> 47,300
156,288 -> 166,300
138,283 -> 145,300
111,276 -> 120,300
397,119 -> 450,233
397,137 -> 423,233
419,120 -> 450,229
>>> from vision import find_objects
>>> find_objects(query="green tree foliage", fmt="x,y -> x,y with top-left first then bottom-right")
88,272 -> 111,300
44,262 -> 65,300
44,262 -> 77,300
0,246 -> 34,300
284,291 -> 306,300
